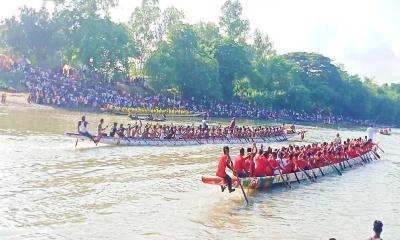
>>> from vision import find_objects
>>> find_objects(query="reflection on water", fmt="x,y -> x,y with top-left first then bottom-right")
0,103 -> 399,239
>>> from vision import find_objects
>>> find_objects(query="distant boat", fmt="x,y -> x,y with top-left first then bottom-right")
379,128 -> 391,135
128,114 -> 167,122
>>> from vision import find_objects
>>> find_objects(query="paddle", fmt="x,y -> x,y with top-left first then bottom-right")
322,156 -> 342,176
312,157 -> 325,176
236,175 -> 249,205
360,153 -> 369,164
194,136 -> 202,145
372,150 -> 381,159
293,171 -> 301,184
256,132 -> 266,142
297,166 -> 314,183
317,166 -> 325,176
304,158 -> 318,180
344,154 -> 353,168
310,167 -> 318,179
369,151 -> 378,161
228,156 -> 248,205
277,168 -> 291,189
377,145 -> 385,153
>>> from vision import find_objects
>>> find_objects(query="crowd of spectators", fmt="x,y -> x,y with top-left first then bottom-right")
16,64 -> 368,125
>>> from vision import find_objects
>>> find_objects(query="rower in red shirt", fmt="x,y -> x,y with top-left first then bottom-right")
216,146 -> 235,193
254,149 -> 268,177
233,148 -> 248,178
268,152 -> 282,176
282,154 -> 295,174
245,143 -> 257,177
346,145 -> 357,158
295,153 -> 309,171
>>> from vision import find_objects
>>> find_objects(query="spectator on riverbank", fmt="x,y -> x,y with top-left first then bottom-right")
1,92 -> 6,103
15,64 -> 368,125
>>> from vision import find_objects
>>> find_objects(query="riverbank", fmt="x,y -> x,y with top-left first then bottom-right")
1,91 -> 391,130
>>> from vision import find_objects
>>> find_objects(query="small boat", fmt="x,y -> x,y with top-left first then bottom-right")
101,108 -> 204,118
128,115 -> 167,122
379,129 -> 391,135
65,132 -> 297,146
202,151 -> 377,191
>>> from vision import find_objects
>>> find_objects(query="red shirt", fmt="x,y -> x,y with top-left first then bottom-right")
268,156 -> 280,170
283,158 -> 295,174
245,158 -> 255,176
216,154 -> 229,178
254,155 -> 267,177
233,154 -> 246,175
347,149 -> 358,158
296,157 -> 308,170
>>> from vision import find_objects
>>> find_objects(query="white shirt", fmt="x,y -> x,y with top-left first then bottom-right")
79,121 -> 87,133
201,120 -> 207,128
367,127 -> 375,141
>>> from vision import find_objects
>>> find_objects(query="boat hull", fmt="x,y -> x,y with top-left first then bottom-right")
65,132 -> 292,146
202,151 -> 377,190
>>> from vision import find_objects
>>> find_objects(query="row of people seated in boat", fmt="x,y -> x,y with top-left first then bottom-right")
91,118 -> 287,141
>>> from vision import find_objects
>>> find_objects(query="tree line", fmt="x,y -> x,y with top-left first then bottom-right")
0,0 -> 399,124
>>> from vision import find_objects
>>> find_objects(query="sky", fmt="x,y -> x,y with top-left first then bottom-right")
1,0 -> 399,84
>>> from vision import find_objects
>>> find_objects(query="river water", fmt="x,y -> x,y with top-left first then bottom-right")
0,100 -> 399,240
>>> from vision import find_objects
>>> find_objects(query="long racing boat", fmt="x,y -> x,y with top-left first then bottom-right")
65,131 -> 302,146
202,150 -> 378,191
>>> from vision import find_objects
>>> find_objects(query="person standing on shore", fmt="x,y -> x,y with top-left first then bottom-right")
1,92 -> 6,104
368,220 -> 383,240
27,93 -> 32,103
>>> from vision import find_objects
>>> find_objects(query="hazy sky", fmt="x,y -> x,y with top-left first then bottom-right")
1,0 -> 399,84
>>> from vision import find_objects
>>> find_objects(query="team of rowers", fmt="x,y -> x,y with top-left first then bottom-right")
77,116 -> 293,143
216,135 -> 377,193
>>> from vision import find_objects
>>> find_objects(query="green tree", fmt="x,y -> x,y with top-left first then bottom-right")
2,7 -> 65,67
219,0 -> 249,42
129,0 -> 161,77
146,25 -> 221,99
251,29 -> 276,61
155,6 -> 185,43
214,38 -> 251,100
146,42 -> 177,92
62,16 -> 136,80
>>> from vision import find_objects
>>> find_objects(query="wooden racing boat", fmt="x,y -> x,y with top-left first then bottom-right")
65,132 -> 298,146
202,150 -> 377,191
128,115 -> 167,122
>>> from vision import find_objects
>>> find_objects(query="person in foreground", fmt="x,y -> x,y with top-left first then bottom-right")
77,116 -> 96,143
95,118 -> 108,145
368,220 -> 383,240
216,146 -> 235,193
